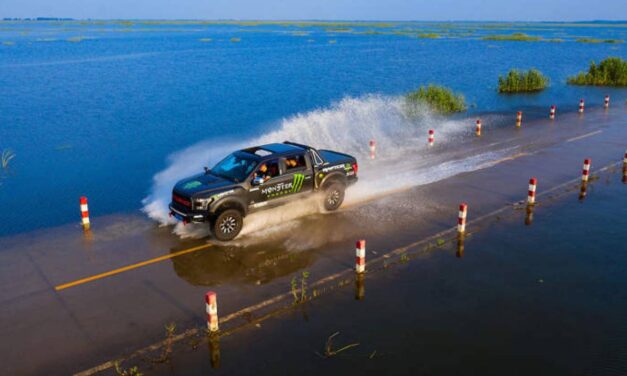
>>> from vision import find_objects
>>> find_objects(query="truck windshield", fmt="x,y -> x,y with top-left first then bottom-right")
211,153 -> 258,182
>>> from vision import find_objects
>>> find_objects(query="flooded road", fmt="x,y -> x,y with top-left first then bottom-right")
143,164 -> 627,376
0,107 -> 625,375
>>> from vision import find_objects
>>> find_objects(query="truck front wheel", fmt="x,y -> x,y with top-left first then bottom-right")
322,182 -> 345,211
211,209 -> 243,241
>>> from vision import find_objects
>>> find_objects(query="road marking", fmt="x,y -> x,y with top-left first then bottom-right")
566,130 -> 602,143
55,243 -> 212,291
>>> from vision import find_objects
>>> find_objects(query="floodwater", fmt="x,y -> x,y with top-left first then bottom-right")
1,20 -> 626,236
138,164 -> 627,376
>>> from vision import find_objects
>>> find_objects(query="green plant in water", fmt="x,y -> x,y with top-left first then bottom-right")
290,276 -> 298,303
230,37 -> 241,42
436,238 -> 446,247
498,69 -> 549,93
576,38 -> 623,44
300,271 -> 309,302
405,85 -> 466,115
400,253 -> 409,263
321,332 -> 359,358
482,33 -> 541,42
2,149 -> 15,170
114,361 -> 142,376
567,57 -> 627,86
199,38 -> 212,42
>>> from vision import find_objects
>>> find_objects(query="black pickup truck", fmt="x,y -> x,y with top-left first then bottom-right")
169,141 -> 358,241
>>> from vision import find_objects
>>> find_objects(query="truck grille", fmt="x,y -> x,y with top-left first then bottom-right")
172,193 -> 191,208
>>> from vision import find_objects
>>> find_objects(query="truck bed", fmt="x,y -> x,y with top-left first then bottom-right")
319,149 -> 354,164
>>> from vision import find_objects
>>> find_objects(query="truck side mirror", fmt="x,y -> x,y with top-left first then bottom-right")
204,167 -> 210,175
251,177 -> 263,186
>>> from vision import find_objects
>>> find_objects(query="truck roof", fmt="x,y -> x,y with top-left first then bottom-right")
240,142 -> 306,157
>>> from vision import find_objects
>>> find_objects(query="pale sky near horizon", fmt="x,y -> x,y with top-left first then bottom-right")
0,0 -> 626,21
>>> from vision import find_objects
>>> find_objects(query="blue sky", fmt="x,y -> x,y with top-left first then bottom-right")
1,0 -> 626,21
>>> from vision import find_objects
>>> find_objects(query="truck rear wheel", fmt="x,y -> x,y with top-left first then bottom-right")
211,209 -> 243,241
322,182 -> 345,211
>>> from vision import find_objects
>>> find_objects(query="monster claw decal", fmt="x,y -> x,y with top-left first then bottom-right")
183,180 -> 202,190
291,173 -> 305,193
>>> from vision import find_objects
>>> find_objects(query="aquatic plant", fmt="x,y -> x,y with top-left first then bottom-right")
230,37 -> 241,42
498,69 -> 549,93
199,38 -> 212,43
482,33 -> 541,42
2,41 -> 15,46
113,361 -> 142,376
567,57 -> 627,86
416,33 -> 440,39
1,149 -> 15,170
328,39 -> 337,44
318,332 -> 359,358
576,38 -> 623,44
291,271 -> 310,304
405,85 -> 467,115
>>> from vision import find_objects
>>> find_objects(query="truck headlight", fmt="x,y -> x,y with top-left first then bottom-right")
193,197 -> 213,210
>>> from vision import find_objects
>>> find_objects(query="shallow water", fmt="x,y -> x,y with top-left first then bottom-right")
141,164 -> 627,376
0,20 -> 626,236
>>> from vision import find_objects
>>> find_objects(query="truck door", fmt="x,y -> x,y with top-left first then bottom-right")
280,153 -> 314,195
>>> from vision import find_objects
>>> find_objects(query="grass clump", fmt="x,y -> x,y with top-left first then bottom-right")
229,37 -> 241,43
199,38 -> 212,42
417,33 -> 440,39
482,33 -> 541,42
498,69 -> 549,93
2,149 -> 15,170
567,57 -> 627,86
576,38 -> 623,44
405,85 -> 466,115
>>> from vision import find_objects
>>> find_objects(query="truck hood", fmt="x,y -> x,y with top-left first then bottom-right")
174,173 -> 235,196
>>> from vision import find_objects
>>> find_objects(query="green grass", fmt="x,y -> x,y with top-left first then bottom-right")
576,38 -> 624,44
199,38 -> 212,42
229,37 -> 241,42
328,39 -> 337,44
405,85 -> 467,115
482,32 -> 541,41
2,41 -> 15,46
567,57 -> 627,86
416,33 -> 440,39
498,69 -> 549,93
1,149 -> 15,170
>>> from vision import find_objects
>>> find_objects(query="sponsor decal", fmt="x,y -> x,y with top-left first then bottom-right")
211,189 -> 234,200
344,163 -> 352,171
183,180 -> 202,190
322,164 -> 346,173
261,173 -> 305,198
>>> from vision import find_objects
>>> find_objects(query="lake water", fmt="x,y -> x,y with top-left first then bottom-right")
0,21 -> 626,236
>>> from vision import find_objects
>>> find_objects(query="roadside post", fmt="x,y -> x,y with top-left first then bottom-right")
475,119 -> 481,136
527,178 -> 537,205
550,105 -> 556,120
80,196 -> 90,231
516,111 -> 522,128
582,159 -> 591,182
355,240 -> 366,274
428,129 -> 435,146
604,95 -> 610,108
206,292 -> 219,332
369,140 -> 376,159
457,203 -> 467,233
579,99 -> 585,113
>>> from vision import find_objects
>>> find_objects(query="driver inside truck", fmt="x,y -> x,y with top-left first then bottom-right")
253,160 -> 279,184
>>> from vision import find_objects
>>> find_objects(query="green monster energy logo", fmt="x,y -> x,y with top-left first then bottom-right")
291,173 -> 305,193
183,181 -> 202,190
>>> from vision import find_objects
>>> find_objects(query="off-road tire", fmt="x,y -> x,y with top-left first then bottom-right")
322,182 -> 345,211
211,209 -> 243,241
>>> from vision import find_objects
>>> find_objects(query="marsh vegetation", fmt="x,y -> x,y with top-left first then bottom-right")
567,57 -> 627,86
498,69 -> 549,93
405,85 -> 466,115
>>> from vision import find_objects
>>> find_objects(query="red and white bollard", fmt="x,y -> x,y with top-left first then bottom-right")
457,203 -> 467,233
624,149 -> 627,164
369,140 -> 376,159
428,129 -> 435,146
516,111 -> 522,128
206,291 -> 219,332
355,240 -> 366,274
475,119 -> 482,136
604,95 -> 610,108
80,196 -> 90,231
579,99 -> 585,113
549,105 -> 556,120
527,177 -> 537,205
582,159 -> 591,182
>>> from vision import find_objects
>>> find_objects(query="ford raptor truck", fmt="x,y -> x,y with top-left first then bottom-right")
169,141 -> 358,241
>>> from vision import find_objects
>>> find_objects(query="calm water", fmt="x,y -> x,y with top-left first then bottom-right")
147,167 -> 627,376
1,21 -> 626,236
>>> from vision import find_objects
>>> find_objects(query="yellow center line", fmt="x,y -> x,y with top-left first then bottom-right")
55,243 -> 212,291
